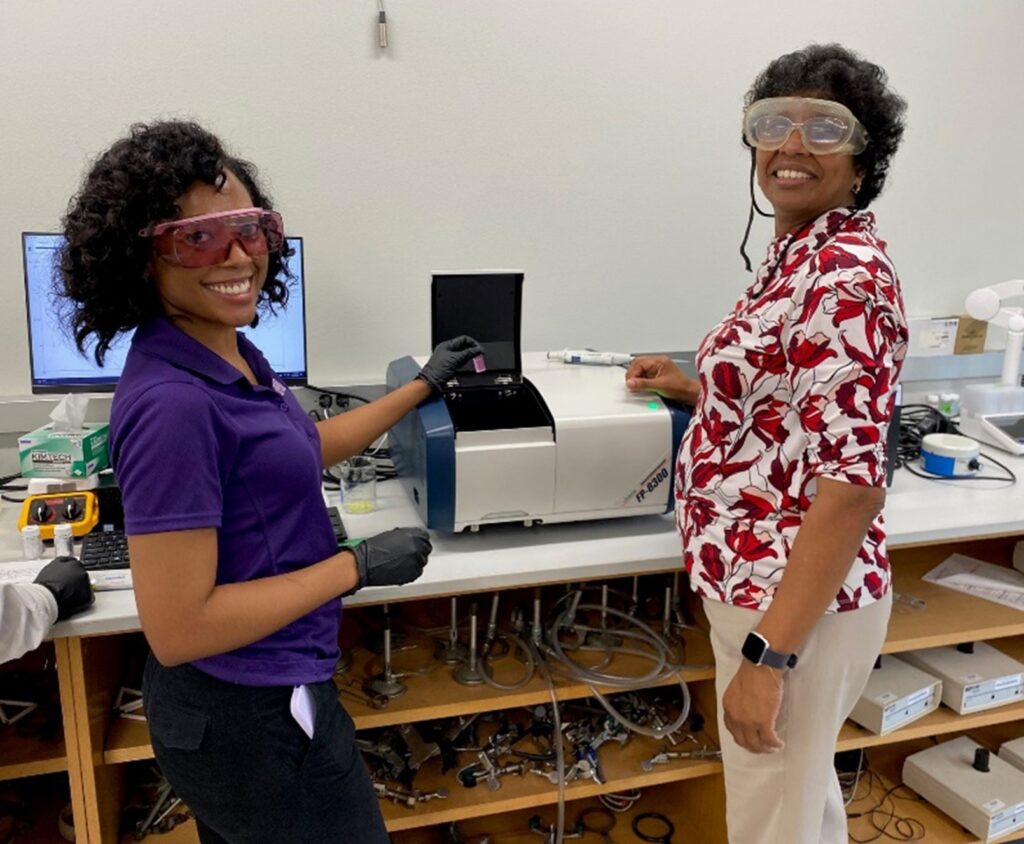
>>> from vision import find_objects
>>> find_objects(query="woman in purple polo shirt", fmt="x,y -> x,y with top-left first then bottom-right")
58,121 -> 481,843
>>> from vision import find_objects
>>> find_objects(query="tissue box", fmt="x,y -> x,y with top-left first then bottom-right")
18,422 -> 110,478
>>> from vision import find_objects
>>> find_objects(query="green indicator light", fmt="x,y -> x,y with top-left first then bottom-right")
647,401 -> 660,410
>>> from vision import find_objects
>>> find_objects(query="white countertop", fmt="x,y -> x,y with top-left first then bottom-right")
2,454 -> 1022,640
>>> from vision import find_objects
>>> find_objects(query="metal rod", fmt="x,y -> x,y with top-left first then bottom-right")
532,588 -> 543,645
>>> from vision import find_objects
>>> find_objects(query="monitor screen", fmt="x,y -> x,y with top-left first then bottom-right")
22,233 -> 308,393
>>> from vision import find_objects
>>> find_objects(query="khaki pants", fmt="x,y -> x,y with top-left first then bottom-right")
704,591 -> 892,844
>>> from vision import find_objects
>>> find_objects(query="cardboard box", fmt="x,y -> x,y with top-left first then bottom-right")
954,314 -> 988,354
18,422 -> 110,478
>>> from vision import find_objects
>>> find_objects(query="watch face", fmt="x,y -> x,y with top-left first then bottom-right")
741,632 -> 767,664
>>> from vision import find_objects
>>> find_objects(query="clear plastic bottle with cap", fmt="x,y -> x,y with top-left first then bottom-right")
53,523 -> 74,558
21,525 -> 44,560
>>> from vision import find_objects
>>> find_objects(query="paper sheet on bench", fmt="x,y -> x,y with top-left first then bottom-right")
0,560 -> 49,585
922,553 -> 1024,612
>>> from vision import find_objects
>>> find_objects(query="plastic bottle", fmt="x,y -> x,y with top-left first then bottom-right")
21,525 -> 44,560
53,523 -> 74,558
939,392 -> 960,417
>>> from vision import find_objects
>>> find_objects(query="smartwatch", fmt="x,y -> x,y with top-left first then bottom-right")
741,631 -> 798,670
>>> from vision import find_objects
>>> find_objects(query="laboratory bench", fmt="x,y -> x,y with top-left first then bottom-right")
3,463 -> 1024,843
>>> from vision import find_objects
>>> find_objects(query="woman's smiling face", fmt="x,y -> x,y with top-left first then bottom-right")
754,97 -> 863,235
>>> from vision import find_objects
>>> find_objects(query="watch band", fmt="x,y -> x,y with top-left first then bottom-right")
742,631 -> 799,670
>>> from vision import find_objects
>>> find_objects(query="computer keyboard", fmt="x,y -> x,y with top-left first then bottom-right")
80,529 -> 130,571
79,508 -> 349,574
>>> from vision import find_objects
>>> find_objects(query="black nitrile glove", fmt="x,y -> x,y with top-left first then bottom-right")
33,556 -> 95,621
351,528 -> 432,590
416,336 -> 485,393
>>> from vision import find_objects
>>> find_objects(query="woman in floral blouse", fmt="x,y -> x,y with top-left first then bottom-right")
627,44 -> 908,844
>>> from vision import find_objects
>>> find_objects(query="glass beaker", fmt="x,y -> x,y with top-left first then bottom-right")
339,455 -> 377,514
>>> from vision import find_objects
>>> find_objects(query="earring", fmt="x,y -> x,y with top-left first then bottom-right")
852,181 -> 862,195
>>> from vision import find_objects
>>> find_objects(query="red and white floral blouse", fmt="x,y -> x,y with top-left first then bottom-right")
677,208 -> 908,613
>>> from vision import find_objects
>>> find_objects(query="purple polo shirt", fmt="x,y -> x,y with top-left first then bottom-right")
110,317 -> 340,686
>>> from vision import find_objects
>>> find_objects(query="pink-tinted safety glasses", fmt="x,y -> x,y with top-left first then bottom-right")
139,207 -> 285,268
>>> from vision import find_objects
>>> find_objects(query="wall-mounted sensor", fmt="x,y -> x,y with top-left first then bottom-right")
377,1 -> 388,48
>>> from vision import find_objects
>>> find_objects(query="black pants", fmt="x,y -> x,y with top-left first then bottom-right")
142,655 -> 389,843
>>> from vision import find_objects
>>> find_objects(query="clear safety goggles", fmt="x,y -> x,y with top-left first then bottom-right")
140,207 -> 285,268
743,97 -> 869,155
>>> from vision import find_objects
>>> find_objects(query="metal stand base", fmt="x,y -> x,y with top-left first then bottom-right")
365,674 -> 407,699
437,640 -> 470,665
452,661 -> 488,686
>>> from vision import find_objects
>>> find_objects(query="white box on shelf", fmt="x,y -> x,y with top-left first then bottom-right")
907,317 -> 959,357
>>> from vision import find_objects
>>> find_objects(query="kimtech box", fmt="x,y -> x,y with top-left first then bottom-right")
18,422 -> 110,478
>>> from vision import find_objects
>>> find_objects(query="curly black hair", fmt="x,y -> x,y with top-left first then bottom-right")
744,43 -> 907,208
59,120 -> 293,365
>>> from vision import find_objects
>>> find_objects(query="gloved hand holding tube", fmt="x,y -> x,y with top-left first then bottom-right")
416,336 -> 485,393
350,527 -> 432,590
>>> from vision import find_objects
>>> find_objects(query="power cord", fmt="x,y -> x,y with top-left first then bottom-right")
1,474 -> 27,504
305,385 -> 372,409
896,405 -> 1017,483
844,755 -> 927,843
902,449 -> 1017,484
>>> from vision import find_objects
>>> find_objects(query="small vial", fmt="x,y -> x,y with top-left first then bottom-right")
53,523 -> 74,558
21,525 -> 44,560
925,393 -> 940,409
947,392 -> 961,417
939,392 -> 959,417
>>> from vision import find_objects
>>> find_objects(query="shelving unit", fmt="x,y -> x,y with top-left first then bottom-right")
339,627 -> 714,730
3,503 -> 1024,841
884,545 -> 1024,651
0,729 -> 67,781
848,740 -> 1024,844
838,637 -> 1024,752
380,728 -> 721,832
392,782 -> 728,844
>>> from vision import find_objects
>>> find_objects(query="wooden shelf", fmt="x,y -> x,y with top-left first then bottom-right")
851,740 -> 1024,844
104,716 -> 153,765
391,775 -> 727,844
393,789 -> 712,843
380,730 -> 721,833
100,631 -> 714,765
885,547 -> 1024,653
339,628 -> 714,731
0,728 -> 67,781
838,636 -> 1024,752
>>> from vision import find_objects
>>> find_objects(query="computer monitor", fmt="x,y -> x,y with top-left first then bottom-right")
21,233 -> 308,393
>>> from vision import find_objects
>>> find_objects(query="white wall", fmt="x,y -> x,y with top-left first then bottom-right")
1,1 -> 1022,396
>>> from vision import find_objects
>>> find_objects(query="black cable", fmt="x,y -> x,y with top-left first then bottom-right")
305,385 -> 372,406
739,151 -> 774,272
0,473 -> 25,491
846,770 -> 926,843
902,458 -> 1016,484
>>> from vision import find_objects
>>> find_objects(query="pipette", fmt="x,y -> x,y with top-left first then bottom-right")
546,349 -> 632,366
